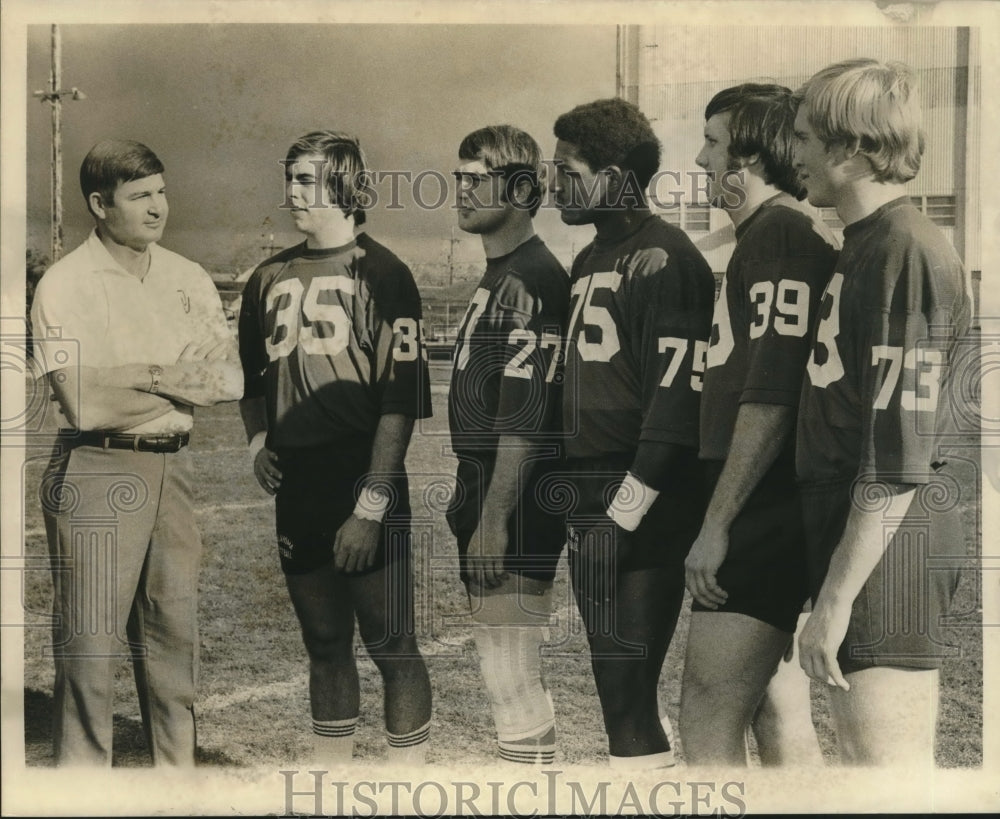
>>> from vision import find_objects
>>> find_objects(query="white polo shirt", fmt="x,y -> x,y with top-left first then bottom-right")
32,229 -> 231,434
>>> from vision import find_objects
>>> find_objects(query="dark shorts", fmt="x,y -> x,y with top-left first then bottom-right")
800,468 -> 965,673
560,449 -> 706,573
447,451 -> 566,583
691,456 -> 809,634
274,438 -> 411,576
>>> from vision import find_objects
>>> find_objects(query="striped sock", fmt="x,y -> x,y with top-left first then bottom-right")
312,717 -> 357,764
498,725 -> 556,765
386,720 -> 430,764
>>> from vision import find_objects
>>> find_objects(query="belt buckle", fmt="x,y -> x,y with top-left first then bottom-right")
133,436 -> 141,452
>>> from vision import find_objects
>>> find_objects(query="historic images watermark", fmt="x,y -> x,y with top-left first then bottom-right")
279,768 -> 749,817
276,160 -> 748,214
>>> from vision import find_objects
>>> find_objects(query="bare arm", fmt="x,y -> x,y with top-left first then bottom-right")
333,413 -> 415,573
239,395 -> 282,495
798,485 -> 916,689
96,338 -> 243,407
467,434 -> 537,588
366,412 -> 415,483
685,402 -> 795,607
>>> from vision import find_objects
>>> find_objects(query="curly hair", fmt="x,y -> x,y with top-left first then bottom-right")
704,83 -> 802,197
286,130 -> 373,226
553,98 -> 661,188
794,58 -> 924,184
458,125 -> 543,216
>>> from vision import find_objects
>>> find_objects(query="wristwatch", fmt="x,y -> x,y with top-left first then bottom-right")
148,364 -> 164,394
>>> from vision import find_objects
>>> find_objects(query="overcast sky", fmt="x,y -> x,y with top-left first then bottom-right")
26,24 -> 616,271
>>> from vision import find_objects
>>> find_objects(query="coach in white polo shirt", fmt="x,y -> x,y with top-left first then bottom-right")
31,139 -> 243,766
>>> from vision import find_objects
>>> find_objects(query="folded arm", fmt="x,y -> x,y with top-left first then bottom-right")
48,337 -> 242,431
48,366 -> 177,431
95,338 -> 243,407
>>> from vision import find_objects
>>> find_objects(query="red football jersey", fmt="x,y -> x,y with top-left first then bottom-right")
239,233 -> 431,448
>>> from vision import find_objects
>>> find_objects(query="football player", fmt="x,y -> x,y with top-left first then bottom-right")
680,84 -> 838,765
446,125 -> 569,764
238,131 -> 432,764
551,98 -> 715,769
792,60 -> 972,765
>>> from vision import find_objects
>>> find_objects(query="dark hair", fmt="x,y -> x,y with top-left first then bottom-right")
79,139 -> 164,218
704,83 -> 801,196
458,124 -> 543,216
286,130 -> 372,226
553,98 -> 661,188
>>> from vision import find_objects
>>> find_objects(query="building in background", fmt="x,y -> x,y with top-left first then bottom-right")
617,25 -> 981,314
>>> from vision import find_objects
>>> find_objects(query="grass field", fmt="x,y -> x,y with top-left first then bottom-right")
19,386 -> 983,770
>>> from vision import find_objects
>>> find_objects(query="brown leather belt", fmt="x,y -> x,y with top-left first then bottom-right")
60,430 -> 190,453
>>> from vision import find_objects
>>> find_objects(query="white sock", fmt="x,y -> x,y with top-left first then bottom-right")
312,717 -> 357,764
387,720 -> 430,764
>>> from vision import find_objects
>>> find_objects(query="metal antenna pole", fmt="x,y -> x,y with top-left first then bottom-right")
50,25 -> 63,261
33,24 -> 86,263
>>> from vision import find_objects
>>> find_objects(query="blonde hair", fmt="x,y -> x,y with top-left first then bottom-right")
795,58 -> 924,183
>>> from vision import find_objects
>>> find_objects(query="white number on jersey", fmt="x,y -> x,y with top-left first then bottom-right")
806,273 -> 845,389
567,272 -> 622,363
657,336 -> 688,387
690,339 -> 708,392
748,279 -> 810,340
504,328 -> 536,380
539,331 -> 563,384
706,273 -> 735,370
266,274 -> 354,360
454,288 -> 491,371
393,317 -> 427,362
871,345 -> 943,412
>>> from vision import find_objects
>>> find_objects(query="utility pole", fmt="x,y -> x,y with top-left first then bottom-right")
260,216 -> 278,259
447,226 -> 460,287
33,25 -> 86,263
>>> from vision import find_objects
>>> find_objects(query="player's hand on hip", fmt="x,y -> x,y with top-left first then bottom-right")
333,515 -> 381,573
684,523 -> 730,608
467,526 -> 509,590
253,447 -> 282,495
798,600 -> 851,691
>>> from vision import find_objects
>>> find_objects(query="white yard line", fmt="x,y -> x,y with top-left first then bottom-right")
197,674 -> 309,712
109,674 -> 311,722
194,500 -> 272,515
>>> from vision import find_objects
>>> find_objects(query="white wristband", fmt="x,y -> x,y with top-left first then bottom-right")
249,431 -> 267,459
354,484 -> 391,523
606,471 -> 660,532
